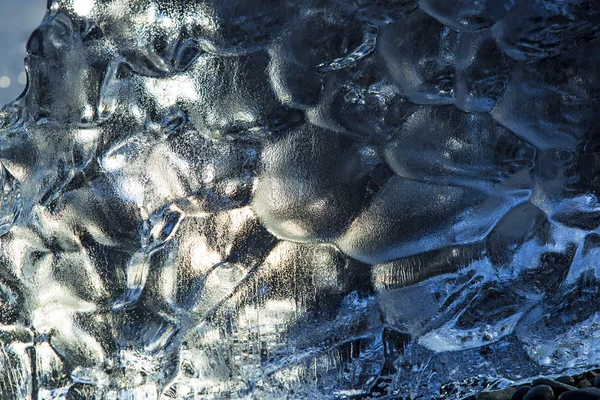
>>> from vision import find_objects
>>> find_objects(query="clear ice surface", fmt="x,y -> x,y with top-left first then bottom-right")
0,0 -> 599,399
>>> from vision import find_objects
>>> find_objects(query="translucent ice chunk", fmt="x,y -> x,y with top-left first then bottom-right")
184,0 -> 298,55
372,244 -> 484,291
19,12 -> 110,125
349,0 -> 417,24
307,53 -> 418,144
0,226 -> 108,372
0,161 -> 21,236
491,42 -> 600,150
113,203 -> 185,311
384,106 -> 536,190
553,195 -> 600,231
0,339 -> 33,399
252,123 -> 369,243
268,11 -> 364,109
141,203 -> 185,254
2,0 -> 600,398
419,0 -> 515,32
316,24 -> 379,74
485,201 -> 550,266
102,122 -> 260,215
455,31 -> 513,112
493,0 -> 600,61
0,122 -> 99,223
378,10 -> 459,104
419,311 -> 524,352
206,241 -> 362,324
182,52 -> 281,140
336,176 -> 517,264
111,251 -> 152,312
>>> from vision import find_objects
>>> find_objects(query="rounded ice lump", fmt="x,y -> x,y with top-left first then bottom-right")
0,0 -> 599,399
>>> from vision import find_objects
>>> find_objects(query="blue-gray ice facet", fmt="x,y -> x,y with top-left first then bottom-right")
0,0 -> 599,399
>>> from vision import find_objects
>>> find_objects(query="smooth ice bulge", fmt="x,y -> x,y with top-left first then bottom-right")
0,0 -> 599,399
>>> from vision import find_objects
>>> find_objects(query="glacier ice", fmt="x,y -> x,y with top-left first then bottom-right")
0,0 -> 599,399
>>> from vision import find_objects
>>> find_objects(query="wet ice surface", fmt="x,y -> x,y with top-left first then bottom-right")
0,0 -> 599,399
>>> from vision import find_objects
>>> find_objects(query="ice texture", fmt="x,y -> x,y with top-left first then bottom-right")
0,0 -> 599,399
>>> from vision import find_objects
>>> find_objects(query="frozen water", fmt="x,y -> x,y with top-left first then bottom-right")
419,0 -> 515,32
252,123 -> 369,243
0,0 -> 599,399
378,10 -> 459,105
383,106 -> 536,189
454,31 -> 513,112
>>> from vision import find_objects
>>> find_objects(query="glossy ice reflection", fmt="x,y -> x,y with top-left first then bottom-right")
0,0 -> 599,399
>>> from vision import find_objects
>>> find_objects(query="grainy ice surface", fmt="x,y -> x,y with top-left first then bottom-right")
0,0 -> 599,399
